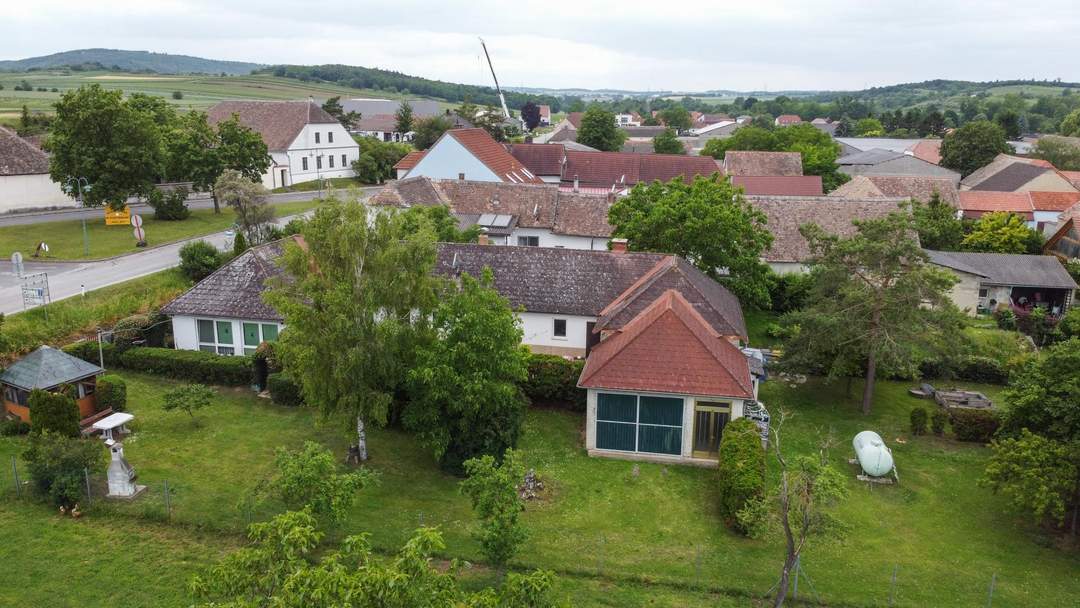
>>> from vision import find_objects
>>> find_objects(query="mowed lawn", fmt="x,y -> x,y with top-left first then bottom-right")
1,373 -> 1078,607
0,200 -> 320,260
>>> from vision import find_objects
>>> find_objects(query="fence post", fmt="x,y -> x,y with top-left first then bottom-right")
986,573 -> 997,608
164,479 -> 171,520
889,564 -> 899,606
12,457 -> 20,497
83,467 -> 91,505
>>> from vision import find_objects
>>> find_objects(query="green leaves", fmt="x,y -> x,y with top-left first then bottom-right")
270,441 -> 376,523
576,106 -> 626,152
961,211 -> 1043,254
161,383 -> 215,418
982,430 -> 1080,530
939,120 -> 1012,177
460,449 -> 528,567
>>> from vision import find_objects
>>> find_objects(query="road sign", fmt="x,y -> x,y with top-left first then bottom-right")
11,252 -> 23,277
130,214 -> 143,228
133,226 -> 146,242
105,206 -> 131,226
21,272 -> 51,311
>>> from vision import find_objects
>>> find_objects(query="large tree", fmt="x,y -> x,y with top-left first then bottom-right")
264,197 -> 439,461
214,170 -> 276,244
412,115 -> 454,150
321,96 -> 360,130
394,99 -> 414,135
912,192 -> 964,251
165,111 -> 269,213
352,137 -> 411,184
576,106 -> 626,152
1032,135 -> 1080,171
781,208 -> 963,414
46,84 -> 164,209
406,269 -> 529,473
983,430 -> 1080,537
1000,338 -> 1080,442
651,128 -> 685,154
702,124 -> 848,191
658,106 -> 692,132
608,175 -> 774,308
939,120 -> 1012,177
520,100 -> 541,131
961,211 -> 1043,254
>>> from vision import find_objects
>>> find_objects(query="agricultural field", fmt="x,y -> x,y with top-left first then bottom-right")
1,370 -> 1077,607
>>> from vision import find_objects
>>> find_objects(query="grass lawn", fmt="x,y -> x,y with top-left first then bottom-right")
2,371 -> 1077,606
271,177 -> 369,194
0,200 -> 320,261
1,269 -> 191,362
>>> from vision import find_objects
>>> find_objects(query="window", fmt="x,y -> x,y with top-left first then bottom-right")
328,132 -> 334,143
553,318 -> 567,338
316,156 -> 322,170
4,386 -> 29,406
242,322 -> 281,355
341,154 -> 347,167
328,155 -> 335,168
595,393 -> 683,456
517,235 -> 540,247
197,319 -> 236,355
978,288 -> 988,298
315,132 -> 320,144
302,157 -> 309,171
78,381 -> 96,399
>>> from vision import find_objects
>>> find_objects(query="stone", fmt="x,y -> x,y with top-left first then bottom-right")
518,468 -> 544,500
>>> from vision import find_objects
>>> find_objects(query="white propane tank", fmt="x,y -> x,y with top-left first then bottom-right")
853,430 -> 894,477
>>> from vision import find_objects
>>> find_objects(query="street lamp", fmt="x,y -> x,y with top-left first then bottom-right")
65,177 -> 91,258
309,151 -> 325,199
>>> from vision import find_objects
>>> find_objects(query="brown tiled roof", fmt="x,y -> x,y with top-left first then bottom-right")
161,239 -> 291,321
539,105 -> 551,118
908,140 -> 943,165
776,114 -> 802,125
207,100 -> 337,151
1029,191 -> 1080,212
829,175 -> 959,206
567,112 -> 584,129
443,128 -> 544,184
562,150 -> 720,187
748,195 -> 905,263
957,191 -> 1034,219
1062,170 -> 1080,189
393,150 -> 426,171
732,175 -> 823,196
506,143 -> 565,176
723,151 -> 803,176
354,113 -> 399,132
594,257 -> 747,338
700,113 -> 732,125
0,126 -> 50,176
578,290 -> 754,398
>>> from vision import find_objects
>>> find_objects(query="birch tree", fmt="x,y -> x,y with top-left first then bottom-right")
264,196 -> 438,461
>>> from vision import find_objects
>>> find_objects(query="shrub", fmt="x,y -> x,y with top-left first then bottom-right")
460,449 -> 528,567
178,240 -> 223,282
146,187 -> 191,221
162,383 -> 215,418
232,230 -> 248,256
22,431 -> 105,507
950,408 -> 1000,443
994,308 -> 1016,331
267,373 -> 303,407
910,407 -> 928,435
765,323 -> 789,340
931,408 -> 948,436
28,389 -> 80,437
96,374 -> 127,412
0,419 -> 30,436
716,417 -> 765,533
119,347 -> 253,385
112,313 -> 154,350
956,356 -> 1008,384
768,272 -> 812,314
269,442 -> 375,523
172,90 -> 183,100
63,340 -> 118,368
521,353 -> 585,411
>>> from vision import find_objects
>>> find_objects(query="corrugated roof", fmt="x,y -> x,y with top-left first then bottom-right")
0,345 -> 103,391
723,151 -> 803,176
207,100 -> 338,151
925,250 -> 1077,289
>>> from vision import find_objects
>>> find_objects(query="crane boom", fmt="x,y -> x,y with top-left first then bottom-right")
479,37 -> 511,120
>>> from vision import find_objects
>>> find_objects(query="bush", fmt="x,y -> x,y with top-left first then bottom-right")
1,419 -> 30,436
28,389 -> 80,437
96,374 -> 127,412
956,356 -> 1008,384
910,407 -> 928,435
112,313 -> 154,350
146,187 -> 191,221
716,417 -> 765,533
172,90 -> 183,100
521,353 -> 586,411
119,347 -> 253,385
63,340 -> 118,368
994,308 -> 1016,331
765,323 -> 789,340
931,408 -> 948,436
22,431 -> 105,507
950,408 -> 1000,443
267,373 -> 303,406
178,240 -> 223,282
768,272 -> 813,314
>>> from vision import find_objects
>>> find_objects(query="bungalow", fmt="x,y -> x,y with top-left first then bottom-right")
401,128 -> 544,184
207,100 -> 359,190
1,345 -> 104,422
837,148 -> 960,183
829,175 -> 960,206
0,126 -> 74,213
352,114 -> 409,143
961,154 -> 1079,193
926,250 -> 1077,315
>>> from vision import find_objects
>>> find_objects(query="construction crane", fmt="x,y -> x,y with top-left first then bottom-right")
479,37 -> 511,120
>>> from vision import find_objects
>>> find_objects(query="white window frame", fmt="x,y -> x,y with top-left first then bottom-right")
240,322 -> 281,356
517,235 -> 540,247
197,318 -> 236,356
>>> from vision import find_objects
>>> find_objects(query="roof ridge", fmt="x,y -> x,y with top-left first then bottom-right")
578,290 -> 680,386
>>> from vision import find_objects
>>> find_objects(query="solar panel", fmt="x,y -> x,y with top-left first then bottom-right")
478,213 -> 496,226
492,214 -> 513,228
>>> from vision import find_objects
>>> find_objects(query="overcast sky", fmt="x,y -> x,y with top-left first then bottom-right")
3,0 -> 1079,92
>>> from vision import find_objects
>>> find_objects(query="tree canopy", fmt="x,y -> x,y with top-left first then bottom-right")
576,106 -> 626,152
412,115 -> 454,150
961,211 -> 1043,254
1032,135 -> 1080,171
658,106 -> 692,132
912,192 -> 964,251
701,124 -> 849,191
651,128 -> 685,154
165,111 -> 269,213
608,175 -> 774,308
321,96 -> 360,130
394,99 -> 414,135
520,101 -> 541,131
939,120 -> 1012,177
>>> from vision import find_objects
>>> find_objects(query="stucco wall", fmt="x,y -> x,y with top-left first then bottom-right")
406,135 -> 501,182
0,174 -> 77,213
944,269 -> 984,315
262,124 -> 360,188
767,261 -> 809,275
508,227 -> 608,250
519,312 -> 593,356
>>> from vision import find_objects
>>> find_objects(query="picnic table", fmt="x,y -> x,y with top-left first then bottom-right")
92,412 -> 134,442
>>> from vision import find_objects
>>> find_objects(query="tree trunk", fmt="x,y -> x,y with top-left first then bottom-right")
211,188 -> 220,214
775,474 -> 796,607
356,415 -> 369,462
861,306 -> 883,415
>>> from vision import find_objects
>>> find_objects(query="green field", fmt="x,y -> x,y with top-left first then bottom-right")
1,369 -> 1077,607
0,71 -> 455,122
0,199 -> 320,260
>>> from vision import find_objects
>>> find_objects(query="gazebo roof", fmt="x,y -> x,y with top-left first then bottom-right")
0,345 -> 103,391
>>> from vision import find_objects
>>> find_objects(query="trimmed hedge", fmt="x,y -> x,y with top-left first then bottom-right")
267,373 -> 303,407
716,417 -> 765,533
62,340 -> 118,368
910,407 -> 928,435
950,408 -> 1000,443
0,419 -> 30,436
522,353 -> 586,412
955,356 -> 1008,384
119,347 -> 253,386
930,408 -> 948,436
96,374 -> 127,412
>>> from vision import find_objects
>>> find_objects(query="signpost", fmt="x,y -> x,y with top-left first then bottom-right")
10,252 -> 23,278
105,206 -> 131,226
21,272 -> 51,320
131,214 -> 146,246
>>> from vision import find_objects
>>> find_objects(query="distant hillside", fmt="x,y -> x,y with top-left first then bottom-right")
0,49 -> 262,75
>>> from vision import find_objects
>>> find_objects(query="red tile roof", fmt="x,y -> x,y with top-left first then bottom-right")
732,175 -> 823,196
539,104 -> 551,119
567,112 -> 584,129
957,191 -> 1034,220
207,100 -> 338,151
776,114 -> 802,125
393,150 -> 426,171
1061,170 -> 1080,189
908,140 -> 943,165
578,290 -> 754,398
562,150 -> 720,187
445,128 -> 544,184
1029,191 -> 1080,212
506,143 -> 565,176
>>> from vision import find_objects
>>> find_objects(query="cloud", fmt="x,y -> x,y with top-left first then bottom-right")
1,0 -> 1079,91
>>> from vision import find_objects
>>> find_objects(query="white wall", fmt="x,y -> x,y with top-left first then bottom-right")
0,174 -> 77,213
277,123 -> 360,187
519,312 -> 593,353
767,261 -> 809,275
508,227 -> 608,250
407,134 -> 501,182
171,315 -> 283,355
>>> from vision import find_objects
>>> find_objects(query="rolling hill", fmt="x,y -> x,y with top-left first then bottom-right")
0,49 -> 262,75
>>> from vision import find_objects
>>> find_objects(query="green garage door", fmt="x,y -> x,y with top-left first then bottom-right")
595,393 -> 683,456
596,393 -> 637,452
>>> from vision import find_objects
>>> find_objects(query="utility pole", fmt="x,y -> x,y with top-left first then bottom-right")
65,177 -> 91,257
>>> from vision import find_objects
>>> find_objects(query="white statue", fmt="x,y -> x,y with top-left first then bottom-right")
106,441 -> 144,499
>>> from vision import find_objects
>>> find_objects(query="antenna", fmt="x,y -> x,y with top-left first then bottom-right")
479,37 -> 512,120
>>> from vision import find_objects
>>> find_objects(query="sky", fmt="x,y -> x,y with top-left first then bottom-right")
3,0 -> 1080,92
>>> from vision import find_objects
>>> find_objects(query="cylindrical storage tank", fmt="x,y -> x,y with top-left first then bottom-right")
853,430 -> 894,477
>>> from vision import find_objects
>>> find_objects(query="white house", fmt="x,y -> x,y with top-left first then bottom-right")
207,100 -> 359,190
401,128 -> 544,184
0,127 -> 74,213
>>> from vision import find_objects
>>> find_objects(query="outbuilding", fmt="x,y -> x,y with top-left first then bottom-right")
1,345 -> 104,422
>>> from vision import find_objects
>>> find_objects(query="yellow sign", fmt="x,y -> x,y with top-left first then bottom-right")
105,206 -> 131,226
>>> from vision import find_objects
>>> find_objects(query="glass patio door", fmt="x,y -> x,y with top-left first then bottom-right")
692,401 -> 730,459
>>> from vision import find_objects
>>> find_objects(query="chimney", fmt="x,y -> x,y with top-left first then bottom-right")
458,172 -> 466,181
477,232 -> 490,245
611,238 -> 628,253
573,174 -> 579,192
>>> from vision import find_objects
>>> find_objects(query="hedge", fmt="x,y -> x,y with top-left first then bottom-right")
910,407 -> 928,435
0,419 -> 30,436
716,417 -> 765,533
62,340 -> 118,368
267,373 -> 303,407
28,389 -> 80,437
950,408 -> 1000,443
119,347 -> 253,386
919,355 -> 1009,385
522,353 -> 586,412
96,374 -> 127,412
